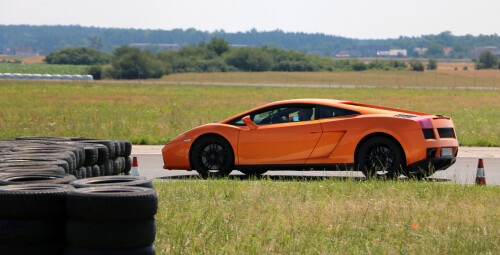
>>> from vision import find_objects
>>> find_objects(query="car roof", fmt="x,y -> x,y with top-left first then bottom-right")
220,98 -> 430,124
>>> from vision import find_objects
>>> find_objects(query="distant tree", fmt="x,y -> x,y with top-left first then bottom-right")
45,47 -> 112,65
427,58 -> 437,70
425,43 -> 444,58
107,46 -> 165,79
475,51 -> 498,69
351,61 -> 367,71
224,47 -> 274,71
207,37 -> 230,56
408,58 -> 424,71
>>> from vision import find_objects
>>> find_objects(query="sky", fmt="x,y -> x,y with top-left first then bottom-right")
1,0 -> 499,39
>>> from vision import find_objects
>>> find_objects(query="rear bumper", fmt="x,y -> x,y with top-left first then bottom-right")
406,157 -> 456,173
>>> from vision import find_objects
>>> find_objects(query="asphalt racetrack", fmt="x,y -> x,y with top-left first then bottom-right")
133,146 -> 500,185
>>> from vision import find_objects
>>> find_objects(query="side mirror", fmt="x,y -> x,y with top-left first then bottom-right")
242,115 -> 258,130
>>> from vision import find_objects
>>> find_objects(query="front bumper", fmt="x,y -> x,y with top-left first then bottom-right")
405,157 -> 456,174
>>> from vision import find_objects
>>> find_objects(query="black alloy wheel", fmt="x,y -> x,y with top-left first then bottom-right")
357,136 -> 405,179
190,135 -> 234,178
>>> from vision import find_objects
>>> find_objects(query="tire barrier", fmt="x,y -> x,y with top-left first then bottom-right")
0,137 -> 133,179
0,184 -> 74,255
65,185 -> 157,254
0,181 -> 157,255
0,137 -> 157,254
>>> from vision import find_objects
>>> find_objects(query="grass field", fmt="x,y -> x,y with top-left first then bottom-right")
154,179 -> 500,254
0,62 -> 89,75
0,80 -> 498,146
161,70 -> 500,89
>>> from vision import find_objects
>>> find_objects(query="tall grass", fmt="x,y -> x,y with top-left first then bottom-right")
0,80 -> 498,146
162,70 -> 500,89
0,62 -> 89,75
154,179 -> 500,254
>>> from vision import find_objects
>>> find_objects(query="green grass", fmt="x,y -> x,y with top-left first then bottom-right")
0,62 -> 89,75
162,70 -> 500,89
154,179 -> 500,254
0,80 -> 498,146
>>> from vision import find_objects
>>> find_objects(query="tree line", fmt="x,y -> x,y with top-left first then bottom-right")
2,25 -> 500,58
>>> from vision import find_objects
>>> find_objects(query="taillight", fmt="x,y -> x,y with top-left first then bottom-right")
413,117 -> 433,129
412,117 -> 435,139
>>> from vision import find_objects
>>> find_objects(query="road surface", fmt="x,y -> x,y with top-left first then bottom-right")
131,146 -> 500,185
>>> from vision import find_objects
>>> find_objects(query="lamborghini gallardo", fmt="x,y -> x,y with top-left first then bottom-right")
162,99 -> 458,179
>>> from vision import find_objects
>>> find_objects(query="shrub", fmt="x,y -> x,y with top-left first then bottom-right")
45,47 -> 112,65
427,58 -> 437,70
408,58 -> 424,72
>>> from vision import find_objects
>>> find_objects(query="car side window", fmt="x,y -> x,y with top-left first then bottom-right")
227,105 -> 316,126
317,105 -> 360,119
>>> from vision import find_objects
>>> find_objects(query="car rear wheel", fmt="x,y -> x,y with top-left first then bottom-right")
357,136 -> 405,179
190,135 -> 234,178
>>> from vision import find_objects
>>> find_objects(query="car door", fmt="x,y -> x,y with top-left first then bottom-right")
306,105 -> 361,164
237,105 -> 322,165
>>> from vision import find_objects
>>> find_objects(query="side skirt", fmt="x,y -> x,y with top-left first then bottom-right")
236,164 -> 357,171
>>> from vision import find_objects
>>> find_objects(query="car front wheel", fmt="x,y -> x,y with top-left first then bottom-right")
190,135 -> 234,178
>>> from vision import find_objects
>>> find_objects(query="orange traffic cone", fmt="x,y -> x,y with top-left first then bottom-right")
475,158 -> 486,185
131,156 -> 139,176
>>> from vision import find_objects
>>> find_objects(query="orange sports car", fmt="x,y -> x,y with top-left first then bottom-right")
162,99 -> 458,179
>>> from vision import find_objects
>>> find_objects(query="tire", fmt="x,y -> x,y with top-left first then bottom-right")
66,186 -> 158,221
118,141 -> 126,157
0,219 -> 65,246
0,184 -> 74,219
64,245 -> 155,255
75,167 -> 85,179
0,158 -> 69,173
89,144 -> 109,165
123,157 -> 132,173
85,166 -> 92,178
123,140 -> 132,157
190,135 -> 234,178
15,136 -> 71,142
0,153 -> 75,174
66,219 -> 156,249
357,136 -> 405,179
69,176 -> 154,189
0,165 -> 66,175
91,165 -> 100,177
71,139 -> 116,159
113,141 -> 121,159
100,159 -> 114,176
112,158 -> 121,175
0,245 -> 64,255
82,146 -> 98,166
239,169 -> 268,176
0,172 -> 77,185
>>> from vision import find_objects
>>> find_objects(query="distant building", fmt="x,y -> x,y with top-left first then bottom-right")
13,46 -> 34,56
229,44 -> 248,48
129,43 -> 180,51
377,49 -> 407,57
1,46 -> 36,56
332,50 -> 362,58
471,46 -> 500,58
413,48 -> 427,56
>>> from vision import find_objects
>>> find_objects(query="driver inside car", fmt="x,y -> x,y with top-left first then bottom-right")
297,108 -> 313,121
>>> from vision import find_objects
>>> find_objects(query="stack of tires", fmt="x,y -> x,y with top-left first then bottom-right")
0,137 -> 133,179
66,176 -> 157,255
0,184 -> 75,255
0,176 -> 157,255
